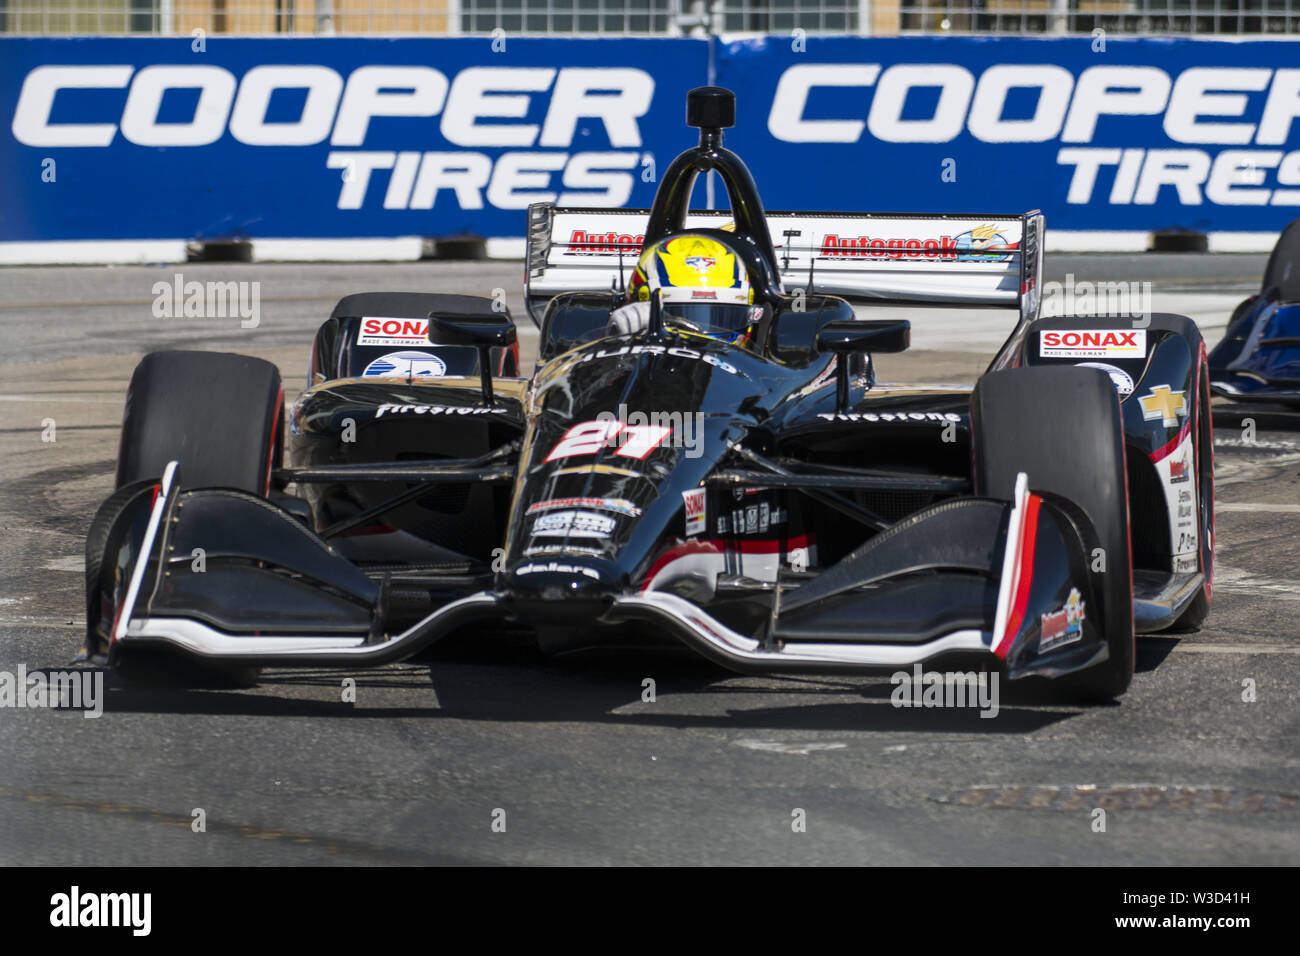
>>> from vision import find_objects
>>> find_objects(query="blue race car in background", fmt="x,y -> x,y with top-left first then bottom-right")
1210,218 -> 1300,405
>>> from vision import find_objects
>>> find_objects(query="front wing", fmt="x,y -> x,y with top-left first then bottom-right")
97,463 -> 1140,683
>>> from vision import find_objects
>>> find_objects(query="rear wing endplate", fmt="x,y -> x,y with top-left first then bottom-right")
525,204 -> 1044,327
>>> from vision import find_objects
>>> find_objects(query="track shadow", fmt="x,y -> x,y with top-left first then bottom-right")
1137,634 -> 1180,673
98,661 -> 439,718
90,646 -> 1083,731
428,652 -> 1082,732
102,689 -> 442,720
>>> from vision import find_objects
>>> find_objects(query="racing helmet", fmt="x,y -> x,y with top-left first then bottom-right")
629,233 -> 765,348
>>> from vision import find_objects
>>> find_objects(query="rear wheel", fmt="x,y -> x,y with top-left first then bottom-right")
100,350 -> 283,688
972,365 -> 1135,700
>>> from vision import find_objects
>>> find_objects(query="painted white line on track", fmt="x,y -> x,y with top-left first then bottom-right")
1217,503 -> 1300,513
1214,454 -> 1300,486
1215,439 -> 1300,452
1212,563 -> 1300,600
43,557 -> 83,572
0,395 -> 119,403
735,740 -> 849,755
0,617 -> 78,628
1167,643 -> 1300,655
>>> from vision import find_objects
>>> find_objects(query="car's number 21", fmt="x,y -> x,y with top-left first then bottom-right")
544,420 -> 672,462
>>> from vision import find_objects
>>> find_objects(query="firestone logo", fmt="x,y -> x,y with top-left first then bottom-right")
1040,329 -> 1146,358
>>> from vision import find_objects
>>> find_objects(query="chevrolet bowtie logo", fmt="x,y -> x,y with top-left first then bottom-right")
1140,385 -> 1186,427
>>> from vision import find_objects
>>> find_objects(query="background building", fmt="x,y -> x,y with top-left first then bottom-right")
1,0 -> 1296,36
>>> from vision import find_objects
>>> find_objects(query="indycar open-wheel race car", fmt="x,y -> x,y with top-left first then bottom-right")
85,87 -> 1214,700
1210,216 -> 1300,405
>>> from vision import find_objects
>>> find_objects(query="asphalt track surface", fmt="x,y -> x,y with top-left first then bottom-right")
0,254 -> 1296,866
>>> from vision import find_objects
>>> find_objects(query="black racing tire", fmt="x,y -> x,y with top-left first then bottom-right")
85,479 -> 158,656
116,350 -> 284,494
1262,217 -> 1300,301
106,350 -> 281,688
972,365 -> 1135,700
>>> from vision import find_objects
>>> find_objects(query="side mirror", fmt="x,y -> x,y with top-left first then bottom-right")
815,319 -> 910,414
428,310 -> 517,405
816,319 -> 910,355
428,310 -> 516,349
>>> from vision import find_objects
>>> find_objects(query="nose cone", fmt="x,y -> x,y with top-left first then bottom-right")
502,556 -> 623,622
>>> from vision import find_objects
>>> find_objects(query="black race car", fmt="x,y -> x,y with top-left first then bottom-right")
1210,217 -> 1300,405
85,88 -> 1213,699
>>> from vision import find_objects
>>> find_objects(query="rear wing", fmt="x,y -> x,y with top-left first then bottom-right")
524,203 -> 1044,326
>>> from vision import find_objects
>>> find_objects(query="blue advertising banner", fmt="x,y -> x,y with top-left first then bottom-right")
720,35 -> 1300,233
0,36 -> 708,242
2,34 -> 1298,245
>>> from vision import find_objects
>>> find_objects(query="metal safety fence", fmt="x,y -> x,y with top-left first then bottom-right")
0,0 -> 1296,36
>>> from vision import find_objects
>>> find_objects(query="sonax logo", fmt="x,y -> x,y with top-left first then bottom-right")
1040,329 -> 1146,359
358,317 -> 429,347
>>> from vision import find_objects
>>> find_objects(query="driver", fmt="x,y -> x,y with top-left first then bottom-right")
608,233 -> 766,349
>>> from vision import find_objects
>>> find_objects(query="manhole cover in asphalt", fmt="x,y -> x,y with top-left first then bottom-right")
930,785 -> 1298,812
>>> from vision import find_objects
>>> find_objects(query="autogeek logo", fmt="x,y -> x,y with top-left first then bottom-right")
11,65 -> 653,211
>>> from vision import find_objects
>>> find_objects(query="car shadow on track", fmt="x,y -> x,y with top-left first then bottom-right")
422,654 -> 1084,733
97,644 -> 1086,732
1137,635 -> 1180,673
98,662 -> 440,719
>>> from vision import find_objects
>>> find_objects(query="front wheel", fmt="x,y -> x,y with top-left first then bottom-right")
94,350 -> 283,687
972,365 -> 1135,700
116,350 -> 283,494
